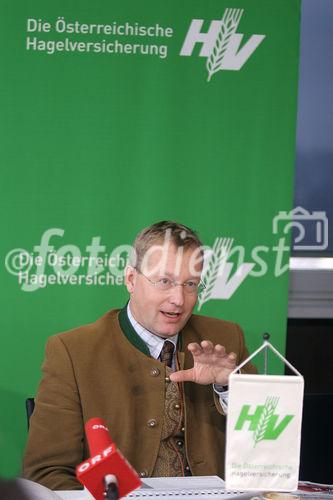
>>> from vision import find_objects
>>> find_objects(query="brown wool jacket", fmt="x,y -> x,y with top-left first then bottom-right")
23,308 -> 256,490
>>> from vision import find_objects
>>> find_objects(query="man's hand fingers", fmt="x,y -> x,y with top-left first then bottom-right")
187,342 -> 202,355
170,369 -> 195,383
187,341 -> 216,356
187,341 -> 237,369
200,340 -> 214,353
224,351 -> 237,365
214,344 -> 226,356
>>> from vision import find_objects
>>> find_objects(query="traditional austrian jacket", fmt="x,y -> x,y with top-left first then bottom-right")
23,307 -> 256,490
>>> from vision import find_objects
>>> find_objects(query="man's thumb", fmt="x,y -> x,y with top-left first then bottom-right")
169,369 -> 194,383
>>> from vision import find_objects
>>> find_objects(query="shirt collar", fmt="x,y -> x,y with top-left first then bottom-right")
127,302 -> 178,360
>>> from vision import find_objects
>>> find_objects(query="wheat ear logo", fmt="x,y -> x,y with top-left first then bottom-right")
206,9 -> 243,82
253,396 -> 279,447
180,8 -> 265,81
235,396 -> 294,446
198,237 -> 233,310
197,237 -> 254,309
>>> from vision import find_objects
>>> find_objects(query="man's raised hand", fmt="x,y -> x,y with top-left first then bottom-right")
170,340 -> 237,386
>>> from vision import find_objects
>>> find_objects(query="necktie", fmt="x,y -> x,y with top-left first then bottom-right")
160,340 -> 175,368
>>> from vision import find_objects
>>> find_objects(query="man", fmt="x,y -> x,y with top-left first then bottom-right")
23,221 -> 256,490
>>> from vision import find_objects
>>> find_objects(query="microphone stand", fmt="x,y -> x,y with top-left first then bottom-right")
263,332 -> 270,374
104,474 -> 119,500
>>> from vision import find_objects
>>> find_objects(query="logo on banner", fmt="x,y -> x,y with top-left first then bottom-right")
180,8 -> 265,81
235,396 -> 294,447
197,237 -> 254,310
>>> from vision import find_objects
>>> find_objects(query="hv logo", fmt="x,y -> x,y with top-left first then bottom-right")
235,397 -> 294,447
180,8 -> 265,81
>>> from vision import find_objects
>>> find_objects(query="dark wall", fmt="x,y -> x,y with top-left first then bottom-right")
286,318 -> 333,393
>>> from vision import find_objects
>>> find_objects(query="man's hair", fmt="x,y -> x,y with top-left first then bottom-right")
132,220 -> 203,270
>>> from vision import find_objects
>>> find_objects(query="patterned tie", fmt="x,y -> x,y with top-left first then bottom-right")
160,340 -> 175,368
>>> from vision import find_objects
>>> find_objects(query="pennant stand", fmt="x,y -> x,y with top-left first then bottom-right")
225,335 -> 304,492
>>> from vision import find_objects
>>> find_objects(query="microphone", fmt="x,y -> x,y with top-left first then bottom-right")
76,418 -> 141,500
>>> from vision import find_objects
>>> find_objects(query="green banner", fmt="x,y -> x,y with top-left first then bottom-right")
0,0 -> 300,477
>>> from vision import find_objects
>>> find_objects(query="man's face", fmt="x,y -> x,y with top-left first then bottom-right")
125,242 -> 203,337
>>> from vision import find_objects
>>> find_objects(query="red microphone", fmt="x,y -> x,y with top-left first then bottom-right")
76,418 -> 141,500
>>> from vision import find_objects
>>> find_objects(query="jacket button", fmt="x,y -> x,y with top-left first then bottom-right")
165,376 -> 170,382
181,426 -> 185,433
139,470 -> 148,478
150,368 -> 160,377
174,403 -> 180,410
147,419 -> 157,428
176,440 -> 183,447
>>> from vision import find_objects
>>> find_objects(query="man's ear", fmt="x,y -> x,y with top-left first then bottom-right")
125,266 -> 136,293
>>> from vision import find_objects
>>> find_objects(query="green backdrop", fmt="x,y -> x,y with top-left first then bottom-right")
0,0 -> 300,477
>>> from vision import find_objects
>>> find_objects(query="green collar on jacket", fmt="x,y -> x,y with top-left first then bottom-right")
118,305 -> 183,356
118,305 -> 151,357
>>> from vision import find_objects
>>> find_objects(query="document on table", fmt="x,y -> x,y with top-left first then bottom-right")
126,476 -> 258,499
20,476 -> 333,499
55,476 -> 259,499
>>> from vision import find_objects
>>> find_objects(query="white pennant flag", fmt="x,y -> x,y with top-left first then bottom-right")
225,342 -> 304,492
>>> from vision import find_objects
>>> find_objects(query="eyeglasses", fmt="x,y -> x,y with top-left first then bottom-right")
136,269 -> 205,295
